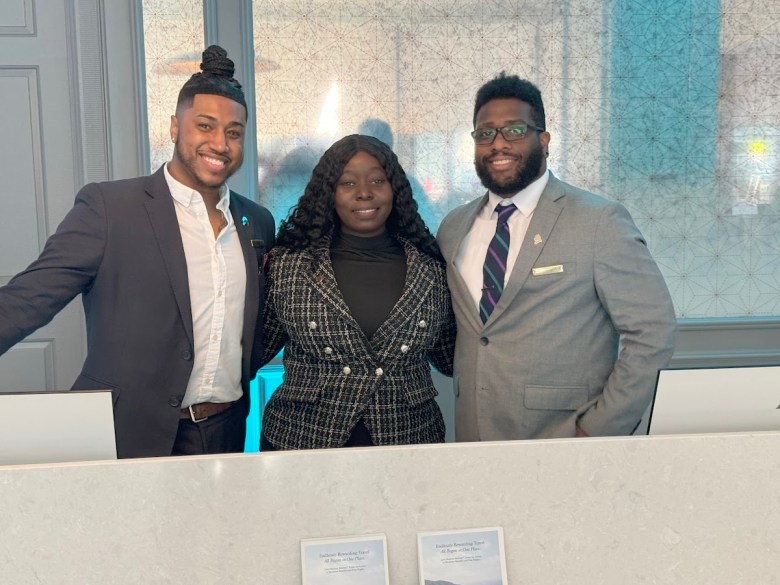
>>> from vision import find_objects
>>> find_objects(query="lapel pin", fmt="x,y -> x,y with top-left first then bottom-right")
533,234 -> 543,246
242,216 -> 248,226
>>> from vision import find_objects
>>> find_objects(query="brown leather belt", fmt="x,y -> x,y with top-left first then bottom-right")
180,400 -> 236,423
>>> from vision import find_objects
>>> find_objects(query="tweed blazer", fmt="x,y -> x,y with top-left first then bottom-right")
260,237 -> 456,449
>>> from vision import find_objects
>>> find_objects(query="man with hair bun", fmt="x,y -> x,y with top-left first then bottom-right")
0,45 -> 275,458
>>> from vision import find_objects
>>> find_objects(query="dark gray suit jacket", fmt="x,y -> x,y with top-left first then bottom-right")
0,167 -> 275,458
437,173 -> 677,441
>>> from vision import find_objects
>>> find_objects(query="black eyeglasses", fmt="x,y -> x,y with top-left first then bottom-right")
470,122 -> 544,145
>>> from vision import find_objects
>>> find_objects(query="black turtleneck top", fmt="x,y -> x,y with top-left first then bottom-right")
330,231 -> 406,339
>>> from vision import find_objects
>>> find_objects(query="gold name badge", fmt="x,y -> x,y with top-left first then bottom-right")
532,264 -> 564,276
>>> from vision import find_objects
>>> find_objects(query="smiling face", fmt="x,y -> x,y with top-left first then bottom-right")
334,151 -> 394,237
473,98 -> 550,197
168,93 -> 246,200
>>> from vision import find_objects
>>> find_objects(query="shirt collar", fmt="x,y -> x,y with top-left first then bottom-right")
163,163 -> 231,212
486,168 -> 549,218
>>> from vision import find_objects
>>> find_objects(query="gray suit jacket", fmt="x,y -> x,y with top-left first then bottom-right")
437,173 -> 677,440
0,167 -> 275,457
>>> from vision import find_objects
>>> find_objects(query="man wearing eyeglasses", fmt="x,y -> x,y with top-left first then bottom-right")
437,72 -> 677,441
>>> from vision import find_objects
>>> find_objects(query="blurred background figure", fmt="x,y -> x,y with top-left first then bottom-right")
357,118 -> 443,227
259,143 -> 324,221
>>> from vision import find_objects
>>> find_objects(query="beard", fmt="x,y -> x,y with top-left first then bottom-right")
474,142 -> 545,196
172,140 -> 240,192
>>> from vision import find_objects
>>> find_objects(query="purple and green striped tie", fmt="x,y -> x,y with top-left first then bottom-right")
480,203 -> 517,323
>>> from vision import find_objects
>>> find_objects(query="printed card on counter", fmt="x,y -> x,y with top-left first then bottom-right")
301,533 -> 389,585
417,527 -> 508,585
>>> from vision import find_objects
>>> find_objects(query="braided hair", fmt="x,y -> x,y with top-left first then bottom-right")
177,45 -> 247,111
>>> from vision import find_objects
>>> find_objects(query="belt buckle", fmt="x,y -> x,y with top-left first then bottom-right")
188,404 -> 208,423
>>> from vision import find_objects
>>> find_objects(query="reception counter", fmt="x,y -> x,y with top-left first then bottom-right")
2,432 -> 778,584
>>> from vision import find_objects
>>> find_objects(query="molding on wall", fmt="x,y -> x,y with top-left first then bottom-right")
124,0 -> 149,178
0,66 -> 47,264
671,318 -> 780,368
58,0 -> 147,182
0,339 -> 55,391
0,0 -> 36,36
65,0 -> 111,186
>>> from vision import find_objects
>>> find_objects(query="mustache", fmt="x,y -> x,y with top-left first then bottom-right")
474,146 -> 544,195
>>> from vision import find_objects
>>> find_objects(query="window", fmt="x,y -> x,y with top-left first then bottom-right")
142,0 -> 204,172
141,0 -> 780,319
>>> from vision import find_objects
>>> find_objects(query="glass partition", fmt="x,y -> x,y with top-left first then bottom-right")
142,0 -> 205,173
251,0 -> 780,318
140,1 -> 780,318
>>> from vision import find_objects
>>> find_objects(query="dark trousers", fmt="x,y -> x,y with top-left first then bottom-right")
172,400 -> 247,455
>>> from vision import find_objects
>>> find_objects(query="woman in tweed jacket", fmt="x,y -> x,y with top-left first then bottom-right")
260,135 -> 456,450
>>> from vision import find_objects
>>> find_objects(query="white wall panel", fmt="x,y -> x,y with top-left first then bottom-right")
0,0 -> 35,34
0,340 -> 54,391
0,69 -> 45,280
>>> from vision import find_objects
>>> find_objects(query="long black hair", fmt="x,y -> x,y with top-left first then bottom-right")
275,134 -> 441,259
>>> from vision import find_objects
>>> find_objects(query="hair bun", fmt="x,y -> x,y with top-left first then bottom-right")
200,45 -> 235,78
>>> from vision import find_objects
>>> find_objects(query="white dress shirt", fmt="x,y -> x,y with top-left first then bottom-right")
454,169 -> 550,310
164,164 -> 246,407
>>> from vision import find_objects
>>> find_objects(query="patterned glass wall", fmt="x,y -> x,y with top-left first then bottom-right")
142,0 -> 204,173
251,0 -> 780,318
140,1 -> 780,318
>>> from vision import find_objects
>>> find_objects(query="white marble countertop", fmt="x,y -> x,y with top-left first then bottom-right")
1,432 -> 779,584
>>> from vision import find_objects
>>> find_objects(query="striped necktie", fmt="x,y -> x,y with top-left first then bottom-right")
480,203 -> 517,323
